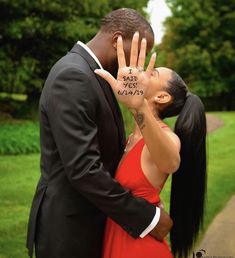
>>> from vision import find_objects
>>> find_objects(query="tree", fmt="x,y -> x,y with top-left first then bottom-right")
0,0 -> 149,105
157,0 -> 235,108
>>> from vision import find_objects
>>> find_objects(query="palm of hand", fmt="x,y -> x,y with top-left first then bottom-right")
94,32 -> 156,110
116,67 -> 150,109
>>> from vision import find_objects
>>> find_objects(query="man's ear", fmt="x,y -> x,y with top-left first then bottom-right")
111,31 -> 123,50
154,91 -> 172,104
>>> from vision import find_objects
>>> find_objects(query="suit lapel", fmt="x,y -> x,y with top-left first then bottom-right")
69,44 -> 126,151
97,76 -> 126,151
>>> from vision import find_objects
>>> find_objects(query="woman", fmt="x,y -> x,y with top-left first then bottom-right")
95,32 -> 207,258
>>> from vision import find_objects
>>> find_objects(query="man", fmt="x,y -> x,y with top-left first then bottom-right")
27,8 -> 172,258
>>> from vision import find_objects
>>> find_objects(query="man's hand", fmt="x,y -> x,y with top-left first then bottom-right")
150,208 -> 173,241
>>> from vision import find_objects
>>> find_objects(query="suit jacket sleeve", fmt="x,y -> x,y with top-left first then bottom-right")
47,66 -> 156,238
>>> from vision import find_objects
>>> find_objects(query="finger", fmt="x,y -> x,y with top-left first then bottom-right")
129,31 -> 139,67
117,36 -> 126,68
94,69 -> 116,89
137,38 -> 147,69
146,52 -> 157,76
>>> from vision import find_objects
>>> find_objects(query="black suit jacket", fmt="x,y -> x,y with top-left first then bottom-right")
26,44 -> 156,258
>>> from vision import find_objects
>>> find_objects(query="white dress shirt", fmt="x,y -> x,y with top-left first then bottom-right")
76,41 -> 160,238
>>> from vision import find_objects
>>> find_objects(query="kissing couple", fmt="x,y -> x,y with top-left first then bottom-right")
27,8 -> 207,258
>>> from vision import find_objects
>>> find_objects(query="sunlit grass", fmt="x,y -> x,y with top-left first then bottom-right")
0,92 -> 27,102
0,154 -> 40,258
0,112 -> 234,257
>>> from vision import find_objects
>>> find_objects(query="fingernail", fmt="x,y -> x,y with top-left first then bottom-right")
135,31 -> 139,36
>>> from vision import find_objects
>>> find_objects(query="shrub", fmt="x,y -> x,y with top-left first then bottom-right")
0,120 -> 39,155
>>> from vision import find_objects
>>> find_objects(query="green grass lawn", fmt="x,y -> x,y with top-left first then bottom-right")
0,112 -> 234,258
0,155 -> 40,258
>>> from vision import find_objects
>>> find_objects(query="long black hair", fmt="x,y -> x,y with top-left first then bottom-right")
159,71 -> 207,258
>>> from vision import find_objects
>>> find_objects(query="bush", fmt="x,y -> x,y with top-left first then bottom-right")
0,107 -> 177,155
0,120 -> 39,155
0,0 -> 149,106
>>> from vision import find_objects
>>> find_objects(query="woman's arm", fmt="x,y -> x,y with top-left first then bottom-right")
95,32 -> 180,173
131,100 -> 180,173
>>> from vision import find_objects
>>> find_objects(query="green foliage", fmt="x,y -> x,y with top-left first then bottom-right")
157,0 -> 235,100
0,92 -> 27,102
0,106 -> 175,156
0,0 -> 149,101
0,103 -> 136,155
0,120 -> 39,155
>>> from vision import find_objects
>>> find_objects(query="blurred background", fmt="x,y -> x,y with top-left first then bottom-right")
0,0 -> 234,257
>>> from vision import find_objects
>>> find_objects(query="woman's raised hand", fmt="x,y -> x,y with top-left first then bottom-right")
95,32 -> 156,110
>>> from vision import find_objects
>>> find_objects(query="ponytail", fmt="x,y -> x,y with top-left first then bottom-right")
170,93 -> 207,258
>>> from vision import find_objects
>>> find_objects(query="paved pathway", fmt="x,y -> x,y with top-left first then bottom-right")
193,195 -> 235,257
206,114 -> 224,133
189,114 -> 235,258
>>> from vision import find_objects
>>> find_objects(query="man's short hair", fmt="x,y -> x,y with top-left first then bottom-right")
100,8 -> 154,39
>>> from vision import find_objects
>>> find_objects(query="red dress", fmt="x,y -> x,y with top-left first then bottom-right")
102,138 -> 173,258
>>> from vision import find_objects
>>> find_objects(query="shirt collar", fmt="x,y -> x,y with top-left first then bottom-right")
77,41 -> 103,69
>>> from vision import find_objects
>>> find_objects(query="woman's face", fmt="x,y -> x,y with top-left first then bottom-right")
145,67 -> 173,105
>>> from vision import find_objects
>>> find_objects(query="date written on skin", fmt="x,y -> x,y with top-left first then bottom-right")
118,69 -> 144,96
118,89 -> 144,95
